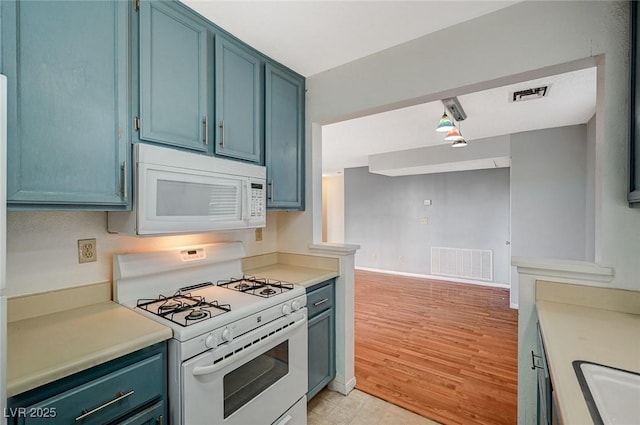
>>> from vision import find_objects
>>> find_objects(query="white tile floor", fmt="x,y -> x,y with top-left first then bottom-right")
307,389 -> 442,425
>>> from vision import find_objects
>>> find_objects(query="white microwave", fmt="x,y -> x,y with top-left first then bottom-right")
108,143 -> 266,236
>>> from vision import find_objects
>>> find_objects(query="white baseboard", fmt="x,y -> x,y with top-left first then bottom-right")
356,266 -> 510,289
328,376 -> 357,395
510,302 -> 519,309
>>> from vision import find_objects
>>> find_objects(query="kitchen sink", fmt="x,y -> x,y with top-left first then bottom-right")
573,361 -> 640,425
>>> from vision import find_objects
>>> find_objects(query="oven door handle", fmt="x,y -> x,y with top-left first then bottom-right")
192,316 -> 306,377
275,414 -> 292,425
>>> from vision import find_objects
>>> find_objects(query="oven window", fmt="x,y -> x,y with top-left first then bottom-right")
223,341 -> 289,418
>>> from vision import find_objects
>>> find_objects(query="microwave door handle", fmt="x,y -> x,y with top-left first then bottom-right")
242,181 -> 250,221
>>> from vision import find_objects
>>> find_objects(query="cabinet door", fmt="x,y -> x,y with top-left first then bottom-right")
265,63 -> 305,210
215,36 -> 262,162
2,0 -> 129,209
117,401 -> 164,425
307,309 -> 335,400
139,0 -> 209,152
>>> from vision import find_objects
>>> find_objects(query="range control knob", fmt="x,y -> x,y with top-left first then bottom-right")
282,303 -> 292,315
221,327 -> 233,342
205,333 -> 219,349
291,300 -> 302,311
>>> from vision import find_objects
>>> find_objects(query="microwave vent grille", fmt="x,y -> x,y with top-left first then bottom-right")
209,185 -> 240,218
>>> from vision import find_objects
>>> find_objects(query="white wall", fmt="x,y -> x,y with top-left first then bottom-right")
322,175 -> 345,244
511,125 -> 588,261
344,166 -> 511,283
5,211 -> 279,297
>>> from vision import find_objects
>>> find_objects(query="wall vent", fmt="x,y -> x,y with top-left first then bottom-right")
431,247 -> 493,281
509,85 -> 550,102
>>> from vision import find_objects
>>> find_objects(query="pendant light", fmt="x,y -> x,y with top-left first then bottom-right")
448,120 -> 468,147
435,110 -> 454,133
451,138 -> 468,148
444,125 -> 464,141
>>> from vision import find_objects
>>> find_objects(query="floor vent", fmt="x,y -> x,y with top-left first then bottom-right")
431,247 -> 493,281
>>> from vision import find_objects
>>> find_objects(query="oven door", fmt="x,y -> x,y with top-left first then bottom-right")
181,310 -> 307,425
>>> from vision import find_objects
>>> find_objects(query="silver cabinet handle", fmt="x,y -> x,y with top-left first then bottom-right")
268,181 -> 273,201
531,350 -> 543,370
75,390 -> 134,422
157,415 -> 163,425
121,161 -> 128,199
219,121 -> 225,147
313,298 -> 329,307
203,116 -> 208,145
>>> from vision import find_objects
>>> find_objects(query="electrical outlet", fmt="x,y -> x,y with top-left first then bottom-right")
78,239 -> 97,263
255,228 -> 263,242
421,218 -> 429,224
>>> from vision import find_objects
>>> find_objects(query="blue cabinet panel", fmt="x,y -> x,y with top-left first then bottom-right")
139,0 -> 209,152
306,279 -> 336,400
7,343 -> 167,425
22,354 -> 163,425
215,36 -> 262,162
1,0 -> 130,209
265,62 -> 305,210
308,309 -> 335,400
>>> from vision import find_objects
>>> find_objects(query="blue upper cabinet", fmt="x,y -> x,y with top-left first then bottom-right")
138,0 -> 210,152
215,36 -> 262,163
265,63 -> 305,210
1,0 -> 130,209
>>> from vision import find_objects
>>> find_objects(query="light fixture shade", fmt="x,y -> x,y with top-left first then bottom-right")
435,113 -> 454,132
451,138 -> 468,148
444,126 -> 464,141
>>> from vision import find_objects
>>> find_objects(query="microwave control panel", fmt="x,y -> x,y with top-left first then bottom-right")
250,182 -> 265,218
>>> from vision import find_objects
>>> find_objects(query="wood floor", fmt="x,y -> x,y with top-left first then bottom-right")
354,270 -> 518,425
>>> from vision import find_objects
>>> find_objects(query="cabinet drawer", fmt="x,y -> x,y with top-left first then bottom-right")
21,353 -> 164,425
307,284 -> 334,318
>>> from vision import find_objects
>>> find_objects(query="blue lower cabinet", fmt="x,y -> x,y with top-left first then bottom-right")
306,279 -> 336,400
6,343 -> 167,425
1,0 -> 131,210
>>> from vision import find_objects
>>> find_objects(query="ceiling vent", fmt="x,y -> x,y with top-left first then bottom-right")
509,85 -> 550,102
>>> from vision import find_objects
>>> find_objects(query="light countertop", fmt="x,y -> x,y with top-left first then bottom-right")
536,299 -> 640,424
243,252 -> 339,289
7,301 -> 172,397
245,263 -> 338,289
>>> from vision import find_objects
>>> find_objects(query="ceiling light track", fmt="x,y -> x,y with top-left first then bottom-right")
442,97 -> 467,121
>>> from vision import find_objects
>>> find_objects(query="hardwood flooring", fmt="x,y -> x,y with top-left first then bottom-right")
354,270 -> 518,425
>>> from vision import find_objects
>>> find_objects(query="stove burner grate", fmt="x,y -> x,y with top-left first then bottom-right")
136,283 -> 231,327
217,275 -> 294,298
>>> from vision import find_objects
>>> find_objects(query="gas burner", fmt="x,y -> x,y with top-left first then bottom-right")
234,282 -> 251,290
136,288 -> 231,327
260,288 -> 276,296
185,308 -> 209,321
158,299 -> 182,312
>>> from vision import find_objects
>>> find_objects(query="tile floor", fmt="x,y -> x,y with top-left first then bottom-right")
307,388 -> 442,425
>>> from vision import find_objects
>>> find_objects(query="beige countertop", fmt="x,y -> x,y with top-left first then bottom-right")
245,263 -> 338,288
243,252 -> 339,289
536,283 -> 640,424
7,300 -> 172,397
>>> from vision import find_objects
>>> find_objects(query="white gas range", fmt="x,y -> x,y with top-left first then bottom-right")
114,242 -> 308,425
